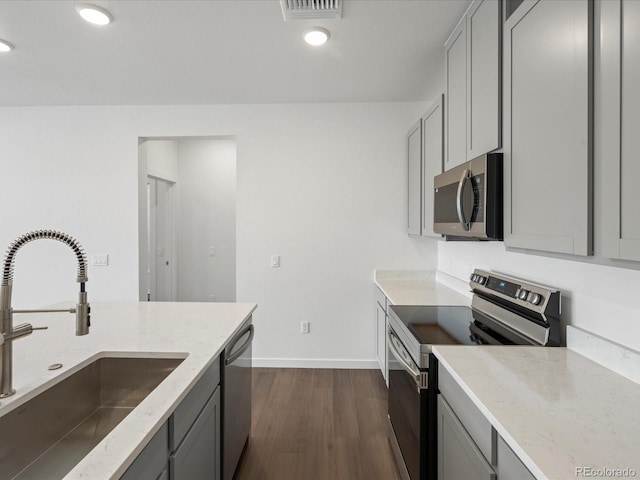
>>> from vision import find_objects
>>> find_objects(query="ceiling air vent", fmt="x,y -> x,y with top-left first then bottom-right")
280,0 -> 342,20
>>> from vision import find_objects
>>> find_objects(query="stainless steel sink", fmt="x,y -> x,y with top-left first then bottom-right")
0,356 -> 184,480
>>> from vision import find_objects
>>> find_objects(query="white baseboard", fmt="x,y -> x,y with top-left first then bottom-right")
252,357 -> 379,369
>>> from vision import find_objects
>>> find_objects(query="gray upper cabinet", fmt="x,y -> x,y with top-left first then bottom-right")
408,120 -> 422,236
503,0 -> 592,255
445,17 -> 468,170
408,96 -> 444,238
446,0 -> 501,170
422,95 -> 444,237
595,0 -> 640,261
467,0 -> 501,159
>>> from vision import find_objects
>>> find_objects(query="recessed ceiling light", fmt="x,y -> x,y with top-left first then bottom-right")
0,40 -> 14,53
76,3 -> 113,26
302,27 -> 330,46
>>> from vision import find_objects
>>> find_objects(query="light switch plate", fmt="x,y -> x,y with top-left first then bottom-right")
271,255 -> 280,268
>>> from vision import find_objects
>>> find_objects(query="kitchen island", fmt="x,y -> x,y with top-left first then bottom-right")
0,301 -> 257,479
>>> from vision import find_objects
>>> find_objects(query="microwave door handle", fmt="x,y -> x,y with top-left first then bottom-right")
456,169 -> 471,231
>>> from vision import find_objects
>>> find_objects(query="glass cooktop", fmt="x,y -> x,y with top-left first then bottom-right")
389,305 -> 476,346
389,305 -> 519,346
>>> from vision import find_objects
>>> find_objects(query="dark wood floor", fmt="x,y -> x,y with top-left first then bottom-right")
235,368 -> 401,480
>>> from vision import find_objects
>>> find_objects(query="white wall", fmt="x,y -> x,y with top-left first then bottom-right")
0,102 -> 436,366
146,140 -> 179,182
438,241 -> 640,351
177,138 -> 236,303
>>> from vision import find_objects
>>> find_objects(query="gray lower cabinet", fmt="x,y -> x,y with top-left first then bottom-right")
496,436 -> 536,480
120,423 -> 169,480
437,396 -> 496,480
595,0 -> 640,261
503,0 -> 592,255
170,387 -> 221,480
120,357 -> 221,480
438,366 -> 536,480
375,287 -> 388,386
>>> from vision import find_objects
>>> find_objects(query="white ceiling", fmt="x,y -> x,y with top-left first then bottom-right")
0,0 -> 471,106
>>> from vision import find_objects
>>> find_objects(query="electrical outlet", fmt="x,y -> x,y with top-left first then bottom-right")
91,254 -> 109,266
209,295 -> 216,302
209,247 -> 216,257
301,321 -> 310,334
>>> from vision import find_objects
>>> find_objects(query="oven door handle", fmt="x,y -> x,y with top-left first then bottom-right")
456,169 -> 472,231
388,329 -> 426,389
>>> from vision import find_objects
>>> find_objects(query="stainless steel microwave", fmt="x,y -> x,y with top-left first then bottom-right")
433,153 -> 503,239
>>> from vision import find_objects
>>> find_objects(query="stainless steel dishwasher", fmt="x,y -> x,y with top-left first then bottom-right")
223,316 -> 254,480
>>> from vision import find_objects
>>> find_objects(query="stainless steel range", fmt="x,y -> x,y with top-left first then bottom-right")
386,269 -> 561,480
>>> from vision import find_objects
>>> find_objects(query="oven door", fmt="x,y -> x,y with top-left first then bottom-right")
387,325 -> 428,480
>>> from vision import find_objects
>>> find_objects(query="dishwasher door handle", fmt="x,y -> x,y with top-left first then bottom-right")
225,324 -> 254,365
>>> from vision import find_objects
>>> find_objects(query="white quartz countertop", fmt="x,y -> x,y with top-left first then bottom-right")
0,301 -> 257,480
375,270 -> 470,306
432,345 -> 640,480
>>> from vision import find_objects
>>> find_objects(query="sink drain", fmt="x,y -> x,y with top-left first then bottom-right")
48,363 -> 63,370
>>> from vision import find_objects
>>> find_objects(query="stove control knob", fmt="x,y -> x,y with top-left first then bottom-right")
478,276 -> 487,285
528,292 -> 542,305
470,273 -> 476,282
518,289 -> 529,300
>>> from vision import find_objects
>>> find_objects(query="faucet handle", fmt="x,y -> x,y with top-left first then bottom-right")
3,323 -> 48,343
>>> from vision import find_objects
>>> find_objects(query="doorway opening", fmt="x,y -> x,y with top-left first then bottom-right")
138,137 -> 237,302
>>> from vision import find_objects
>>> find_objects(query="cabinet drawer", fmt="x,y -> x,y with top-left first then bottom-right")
170,356 -> 220,451
439,365 -> 492,461
375,287 -> 388,311
120,422 -> 168,480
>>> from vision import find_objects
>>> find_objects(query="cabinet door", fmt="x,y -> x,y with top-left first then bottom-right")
375,301 -> 387,384
467,0 -> 501,160
408,120 -> 423,236
596,0 -> 640,260
422,95 -> 444,237
496,436 -> 536,480
170,387 -> 221,480
445,17 -> 468,170
503,0 -> 592,255
437,396 -> 496,480
120,422 -> 168,480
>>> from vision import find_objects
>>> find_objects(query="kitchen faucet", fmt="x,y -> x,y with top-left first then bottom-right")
0,230 -> 90,398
